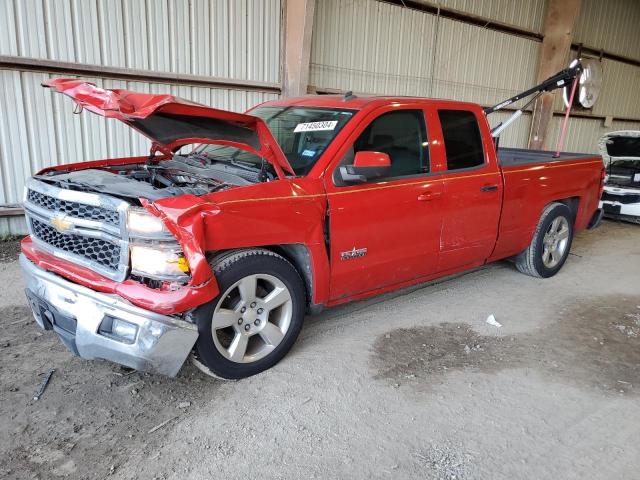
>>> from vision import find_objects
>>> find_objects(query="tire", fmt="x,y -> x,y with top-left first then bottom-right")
514,202 -> 574,278
192,248 -> 305,379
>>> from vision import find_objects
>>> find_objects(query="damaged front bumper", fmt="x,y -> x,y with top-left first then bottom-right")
21,254 -> 198,376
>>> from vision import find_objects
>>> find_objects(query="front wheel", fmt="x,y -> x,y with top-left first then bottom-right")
515,202 -> 574,278
192,249 -> 306,379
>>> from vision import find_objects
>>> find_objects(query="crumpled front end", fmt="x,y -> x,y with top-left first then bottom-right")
21,177 -> 219,315
19,176 -> 222,375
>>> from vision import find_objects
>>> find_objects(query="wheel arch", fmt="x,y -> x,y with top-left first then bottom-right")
554,196 -> 580,224
207,243 -> 328,315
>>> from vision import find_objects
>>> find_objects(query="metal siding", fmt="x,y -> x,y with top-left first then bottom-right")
1,0 -> 281,82
311,0 -> 539,106
547,116 -> 640,155
431,18 -> 539,106
13,0 -> 48,58
593,59 -> 640,119
573,0 -> 640,61
311,0 -> 438,95
421,0 -> 546,33
0,70 -> 279,235
0,0 -> 19,56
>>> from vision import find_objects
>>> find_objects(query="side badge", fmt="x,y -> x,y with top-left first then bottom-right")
341,247 -> 368,261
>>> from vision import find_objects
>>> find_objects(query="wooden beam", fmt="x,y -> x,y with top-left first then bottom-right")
528,0 -> 582,150
282,0 -> 316,97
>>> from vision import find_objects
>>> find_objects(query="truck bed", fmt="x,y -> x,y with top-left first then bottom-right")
498,147 -> 598,167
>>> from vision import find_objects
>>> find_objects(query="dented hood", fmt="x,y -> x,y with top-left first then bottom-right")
598,130 -> 640,167
43,78 -> 294,177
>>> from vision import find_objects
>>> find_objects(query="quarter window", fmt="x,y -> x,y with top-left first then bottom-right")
438,110 -> 484,170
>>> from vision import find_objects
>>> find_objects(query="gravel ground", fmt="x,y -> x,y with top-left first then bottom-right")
0,236 -> 23,263
0,220 -> 639,479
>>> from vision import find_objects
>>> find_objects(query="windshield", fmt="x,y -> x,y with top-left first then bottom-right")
193,106 -> 355,176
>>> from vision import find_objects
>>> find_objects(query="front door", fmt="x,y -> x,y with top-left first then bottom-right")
325,108 -> 444,301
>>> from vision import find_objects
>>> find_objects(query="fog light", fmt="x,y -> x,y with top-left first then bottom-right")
112,319 -> 138,343
100,316 -> 138,344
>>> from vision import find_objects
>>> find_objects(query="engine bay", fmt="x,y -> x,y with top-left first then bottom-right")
36,152 -> 275,203
607,159 -> 640,188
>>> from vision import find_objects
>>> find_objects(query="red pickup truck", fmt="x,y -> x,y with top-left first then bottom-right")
21,79 -> 604,379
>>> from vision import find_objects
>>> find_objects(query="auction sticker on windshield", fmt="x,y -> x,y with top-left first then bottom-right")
294,121 -> 338,133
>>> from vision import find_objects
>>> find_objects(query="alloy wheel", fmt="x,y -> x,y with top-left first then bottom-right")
210,274 -> 293,363
541,216 -> 570,268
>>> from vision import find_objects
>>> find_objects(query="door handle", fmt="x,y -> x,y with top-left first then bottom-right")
417,191 -> 442,201
480,184 -> 498,192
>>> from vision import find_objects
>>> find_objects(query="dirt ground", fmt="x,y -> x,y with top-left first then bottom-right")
1,220 -> 639,480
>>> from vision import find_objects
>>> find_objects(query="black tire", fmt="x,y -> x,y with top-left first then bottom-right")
514,202 -> 574,278
193,248 -> 305,379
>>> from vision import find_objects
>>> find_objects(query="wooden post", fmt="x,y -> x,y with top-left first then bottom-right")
528,0 -> 582,150
282,0 -> 315,97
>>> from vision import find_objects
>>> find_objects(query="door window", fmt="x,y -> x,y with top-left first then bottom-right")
335,110 -> 429,184
438,110 -> 484,170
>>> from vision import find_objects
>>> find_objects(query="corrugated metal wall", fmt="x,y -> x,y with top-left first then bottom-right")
310,0 -> 640,154
417,0 -> 547,33
311,0 -> 540,106
0,0 -> 282,235
430,18 -> 539,107
0,0 -> 281,82
573,0 -> 640,61
547,116 -> 640,155
311,1 -> 438,96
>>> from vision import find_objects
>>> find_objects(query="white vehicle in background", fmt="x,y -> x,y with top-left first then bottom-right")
599,131 -> 640,224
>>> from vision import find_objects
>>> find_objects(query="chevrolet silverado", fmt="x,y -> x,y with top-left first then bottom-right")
20,78 -> 604,379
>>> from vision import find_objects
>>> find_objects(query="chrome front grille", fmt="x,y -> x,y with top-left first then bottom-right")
30,218 -> 121,269
23,178 -> 130,281
27,189 -> 120,226
602,191 -> 640,204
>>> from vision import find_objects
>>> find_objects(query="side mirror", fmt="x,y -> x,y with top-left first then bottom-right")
338,151 -> 391,184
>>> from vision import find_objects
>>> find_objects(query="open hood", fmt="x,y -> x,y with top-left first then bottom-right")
43,78 -> 294,177
598,130 -> 640,167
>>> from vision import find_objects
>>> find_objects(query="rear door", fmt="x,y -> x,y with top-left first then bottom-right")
432,107 -> 503,272
324,106 -> 444,300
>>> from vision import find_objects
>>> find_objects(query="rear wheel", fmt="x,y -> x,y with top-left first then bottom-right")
193,249 -> 305,379
515,202 -> 574,278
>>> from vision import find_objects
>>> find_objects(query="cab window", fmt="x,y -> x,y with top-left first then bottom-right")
438,110 -> 484,170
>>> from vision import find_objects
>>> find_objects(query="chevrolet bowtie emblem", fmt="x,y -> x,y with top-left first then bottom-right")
51,215 -> 73,233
